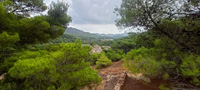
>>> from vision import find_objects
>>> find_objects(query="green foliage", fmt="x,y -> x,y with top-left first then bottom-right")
123,32 -> 200,86
114,12 -> 200,86
115,0 -> 199,29
0,0 -> 71,45
16,15 -> 66,45
0,32 -> 19,48
49,34 -> 77,43
181,54 -> 200,86
47,0 -> 71,28
86,53 -> 100,65
0,41 -> 101,90
95,53 -> 112,69
116,0 -> 200,54
123,47 -> 161,77
9,57 -> 56,79
124,47 -> 149,61
0,4 -> 20,62
97,40 -> 113,46
48,25 -> 66,39
18,16 -> 50,44
158,16 -> 200,54
0,50 -> 49,73
65,27 -> 117,44
111,35 -> 136,53
104,48 -> 124,62
0,0 -> 71,71
115,0 -> 200,88
111,32 -> 156,53
0,1 -> 101,90
159,84 -> 170,90
9,0 -> 47,16
163,73 -> 169,80
123,37 -> 179,77
0,3 -> 18,33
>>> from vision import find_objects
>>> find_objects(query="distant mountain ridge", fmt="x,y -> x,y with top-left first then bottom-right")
65,27 -> 127,39
94,33 -> 128,38
65,27 -> 99,38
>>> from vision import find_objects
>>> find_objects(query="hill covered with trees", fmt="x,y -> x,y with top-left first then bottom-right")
49,27 -> 127,44
65,27 -> 127,39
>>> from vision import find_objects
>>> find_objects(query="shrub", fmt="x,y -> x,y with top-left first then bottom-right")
86,53 -> 100,65
181,54 -> 200,86
104,48 -> 124,62
123,38 -> 200,86
123,47 -> 161,77
95,53 -> 112,69
0,41 -> 101,90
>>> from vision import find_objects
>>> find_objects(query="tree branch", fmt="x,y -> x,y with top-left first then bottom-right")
146,7 -> 196,54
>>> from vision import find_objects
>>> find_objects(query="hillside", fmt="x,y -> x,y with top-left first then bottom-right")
65,27 -> 127,39
94,33 -> 128,38
65,27 -> 98,38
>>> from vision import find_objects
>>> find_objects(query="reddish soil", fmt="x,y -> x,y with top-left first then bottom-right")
94,61 -> 127,90
95,61 -> 165,90
98,61 -> 127,75
121,76 -> 164,90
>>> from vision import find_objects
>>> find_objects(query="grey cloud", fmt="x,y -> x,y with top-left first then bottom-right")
44,0 -> 123,34
44,0 -> 121,24
69,0 -> 122,24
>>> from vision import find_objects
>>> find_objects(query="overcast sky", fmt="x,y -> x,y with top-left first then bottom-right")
44,0 -> 123,34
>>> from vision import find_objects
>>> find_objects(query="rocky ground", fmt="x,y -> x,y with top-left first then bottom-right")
94,61 -> 165,90
94,61 -> 127,90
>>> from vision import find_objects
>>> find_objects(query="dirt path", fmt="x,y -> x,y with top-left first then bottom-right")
95,61 -> 127,90
95,61 -> 163,90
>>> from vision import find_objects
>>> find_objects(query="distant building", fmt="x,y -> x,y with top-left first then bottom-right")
99,39 -> 113,42
91,45 -> 102,53
102,46 -> 111,50
91,45 -> 111,53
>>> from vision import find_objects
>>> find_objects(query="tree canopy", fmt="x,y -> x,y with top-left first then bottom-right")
115,0 -> 200,88
0,0 -> 71,68
0,1 -> 102,89
47,1 -> 71,28
115,0 -> 200,54
2,0 -> 47,16
115,0 -> 199,29
0,0 -> 71,45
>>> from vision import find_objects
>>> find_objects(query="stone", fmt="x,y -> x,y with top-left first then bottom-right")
113,86 -> 120,90
140,76 -> 151,83
0,73 -> 6,80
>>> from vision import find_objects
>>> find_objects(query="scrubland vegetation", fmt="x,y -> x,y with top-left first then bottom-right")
112,0 -> 200,88
97,0 -> 200,88
0,0 -> 102,89
1,40 -> 101,90
0,0 -> 200,89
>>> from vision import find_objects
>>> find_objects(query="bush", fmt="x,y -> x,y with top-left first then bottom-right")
123,47 -> 161,77
95,53 -> 112,69
86,53 -> 100,65
123,38 -> 200,86
104,48 -> 124,62
0,41 -> 102,90
181,54 -> 200,86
